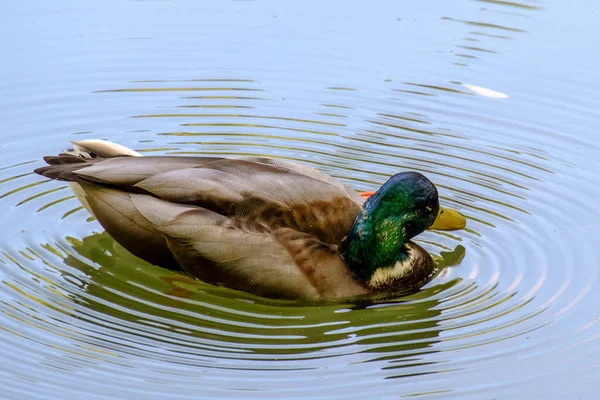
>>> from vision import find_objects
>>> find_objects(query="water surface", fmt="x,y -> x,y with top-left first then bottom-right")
1,1 -> 600,399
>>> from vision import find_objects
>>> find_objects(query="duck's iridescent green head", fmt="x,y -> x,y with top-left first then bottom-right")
340,172 -> 439,283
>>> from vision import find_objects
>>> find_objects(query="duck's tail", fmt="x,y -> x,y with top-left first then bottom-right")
34,139 -> 141,181
35,139 -> 141,216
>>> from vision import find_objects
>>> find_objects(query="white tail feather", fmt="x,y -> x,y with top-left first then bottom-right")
64,139 -> 142,158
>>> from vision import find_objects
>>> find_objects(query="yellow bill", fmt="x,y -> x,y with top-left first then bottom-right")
429,206 -> 466,231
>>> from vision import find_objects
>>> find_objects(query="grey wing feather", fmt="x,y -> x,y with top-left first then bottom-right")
74,156 -> 221,186
238,157 -> 364,206
129,194 -> 322,299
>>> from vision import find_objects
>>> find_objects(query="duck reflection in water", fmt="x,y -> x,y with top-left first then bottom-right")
61,230 -> 465,363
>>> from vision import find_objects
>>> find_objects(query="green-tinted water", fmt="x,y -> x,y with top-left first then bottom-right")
1,1 -> 599,398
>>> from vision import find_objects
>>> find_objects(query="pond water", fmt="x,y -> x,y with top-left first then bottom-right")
2,0 -> 600,398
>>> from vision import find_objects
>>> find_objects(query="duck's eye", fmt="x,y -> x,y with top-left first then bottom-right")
440,209 -> 444,214
89,152 -> 98,158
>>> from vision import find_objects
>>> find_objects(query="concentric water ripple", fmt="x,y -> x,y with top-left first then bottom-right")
2,0 -> 600,399
1,74 -> 598,398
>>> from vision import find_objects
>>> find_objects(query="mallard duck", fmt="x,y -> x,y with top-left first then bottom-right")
35,140 -> 466,300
